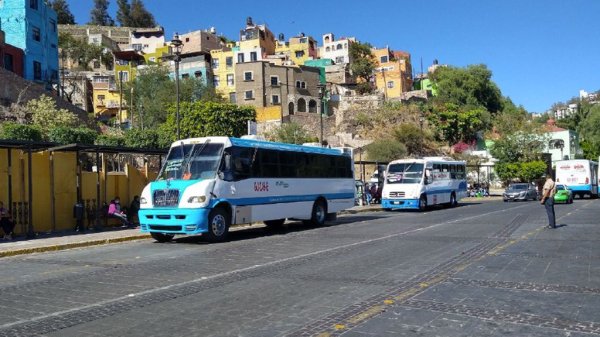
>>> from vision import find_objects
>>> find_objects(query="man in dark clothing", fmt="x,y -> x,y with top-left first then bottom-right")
128,196 -> 140,225
0,201 -> 15,240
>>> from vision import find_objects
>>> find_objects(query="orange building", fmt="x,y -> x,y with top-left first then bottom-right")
372,47 -> 412,99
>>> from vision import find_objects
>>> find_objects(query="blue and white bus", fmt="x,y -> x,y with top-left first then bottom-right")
139,137 -> 355,242
555,159 -> 598,199
381,157 -> 467,211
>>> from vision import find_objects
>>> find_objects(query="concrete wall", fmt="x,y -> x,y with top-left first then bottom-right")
0,149 -> 155,234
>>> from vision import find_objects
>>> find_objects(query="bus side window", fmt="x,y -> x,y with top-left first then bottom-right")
229,147 -> 252,181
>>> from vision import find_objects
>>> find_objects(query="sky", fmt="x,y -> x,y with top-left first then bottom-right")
66,0 -> 600,113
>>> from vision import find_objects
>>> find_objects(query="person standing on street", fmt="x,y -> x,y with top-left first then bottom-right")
541,176 -> 557,228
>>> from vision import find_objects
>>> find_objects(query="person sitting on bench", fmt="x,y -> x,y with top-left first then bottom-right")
108,197 -> 131,227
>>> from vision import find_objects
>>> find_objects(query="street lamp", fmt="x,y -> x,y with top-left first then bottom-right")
171,33 -> 183,139
317,83 -> 326,146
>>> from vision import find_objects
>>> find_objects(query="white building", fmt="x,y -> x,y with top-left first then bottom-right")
318,33 -> 356,65
543,119 -> 581,164
130,27 -> 165,54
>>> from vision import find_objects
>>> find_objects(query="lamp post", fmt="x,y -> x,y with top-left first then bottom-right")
171,33 -> 183,139
317,83 -> 326,146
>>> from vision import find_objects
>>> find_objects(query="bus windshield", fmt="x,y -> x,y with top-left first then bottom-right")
158,142 -> 224,181
386,163 -> 424,184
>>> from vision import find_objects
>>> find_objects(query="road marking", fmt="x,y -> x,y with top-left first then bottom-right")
0,202 -> 537,331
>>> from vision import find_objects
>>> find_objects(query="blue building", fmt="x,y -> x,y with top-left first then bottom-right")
0,0 -> 59,88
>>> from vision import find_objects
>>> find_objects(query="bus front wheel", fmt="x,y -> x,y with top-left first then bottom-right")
151,232 -> 174,243
205,207 -> 230,242
305,199 -> 327,226
419,195 -> 428,211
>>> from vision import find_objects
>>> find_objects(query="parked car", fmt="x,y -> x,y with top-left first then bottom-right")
553,184 -> 574,204
503,183 -> 538,202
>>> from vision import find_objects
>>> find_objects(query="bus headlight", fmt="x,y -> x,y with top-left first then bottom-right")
140,197 -> 148,204
187,196 -> 207,204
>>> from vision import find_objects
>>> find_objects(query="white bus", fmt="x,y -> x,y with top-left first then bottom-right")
139,137 -> 355,242
381,157 -> 467,211
555,159 -> 598,199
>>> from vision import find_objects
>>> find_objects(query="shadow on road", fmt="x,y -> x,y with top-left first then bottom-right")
170,215 -> 386,245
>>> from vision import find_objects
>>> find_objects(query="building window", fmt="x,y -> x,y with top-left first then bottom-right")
50,19 -> 57,33
295,81 -> 301,88
380,56 -> 389,63
325,47 -> 331,52
212,58 -> 219,69
194,71 -> 202,79
288,102 -> 295,115
337,44 -> 343,50
227,74 -> 234,86
229,92 -> 237,104
213,75 -> 220,87
335,56 -> 344,64
3,54 -> 14,72
270,76 -> 279,86
250,51 -> 258,61
272,95 -> 280,105
226,56 -> 233,68
118,71 -> 129,82
301,81 -> 306,89
33,61 -> 42,80
387,81 -> 394,88
32,26 -> 41,42
244,71 -> 253,81
298,98 -> 306,112
237,53 -> 245,63
181,73 -> 190,79
93,61 -> 101,69
295,50 -> 305,58
132,44 -> 143,51
245,90 -> 254,100
308,100 -> 317,113
29,0 -> 38,9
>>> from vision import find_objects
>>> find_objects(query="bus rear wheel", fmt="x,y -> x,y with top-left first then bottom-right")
305,199 -> 327,226
151,232 -> 174,243
205,207 -> 230,242
418,195 -> 428,211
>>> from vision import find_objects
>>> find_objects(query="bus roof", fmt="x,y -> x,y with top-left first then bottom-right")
388,157 -> 466,165
169,137 -> 346,156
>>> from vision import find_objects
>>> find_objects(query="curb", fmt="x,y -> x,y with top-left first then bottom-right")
0,234 -> 152,259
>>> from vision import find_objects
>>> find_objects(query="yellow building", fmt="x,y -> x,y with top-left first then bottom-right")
372,47 -> 412,99
274,34 -> 318,66
92,75 -> 128,123
239,17 -> 276,56
210,47 -> 238,102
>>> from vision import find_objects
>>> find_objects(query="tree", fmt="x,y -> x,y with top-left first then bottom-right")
489,132 -> 546,163
51,0 -> 76,24
48,127 -> 97,144
27,95 -> 79,131
59,32 -> 107,71
365,139 -> 407,162
430,64 -> 503,114
578,104 -> 600,160
349,42 -> 376,94
124,128 -> 162,149
391,123 -> 435,156
129,0 -> 157,28
116,0 -> 131,27
0,122 -> 42,141
160,102 -> 255,143
495,161 -> 547,184
265,122 -> 317,145
89,0 -> 114,26
429,103 -> 490,145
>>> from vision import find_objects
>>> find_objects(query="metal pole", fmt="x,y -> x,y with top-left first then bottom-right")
7,149 -> 12,216
175,57 -> 181,139
27,146 -> 33,238
118,71 -> 123,127
95,149 -> 101,231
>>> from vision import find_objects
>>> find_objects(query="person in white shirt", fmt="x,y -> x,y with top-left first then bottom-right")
540,176 -> 557,228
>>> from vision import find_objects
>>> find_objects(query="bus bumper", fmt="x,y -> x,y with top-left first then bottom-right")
139,208 -> 210,234
382,198 -> 419,209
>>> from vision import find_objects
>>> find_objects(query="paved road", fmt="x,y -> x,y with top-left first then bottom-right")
0,199 -> 598,337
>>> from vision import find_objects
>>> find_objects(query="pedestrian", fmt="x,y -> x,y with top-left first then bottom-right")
364,183 -> 372,205
540,176 -> 557,228
0,201 -> 15,240
370,184 -> 378,204
128,196 -> 140,225
108,198 -> 131,227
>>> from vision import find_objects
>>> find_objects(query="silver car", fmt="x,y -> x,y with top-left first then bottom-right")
503,183 -> 538,202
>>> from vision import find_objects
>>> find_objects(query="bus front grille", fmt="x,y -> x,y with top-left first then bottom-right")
149,225 -> 181,232
153,189 -> 180,207
389,191 -> 405,198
